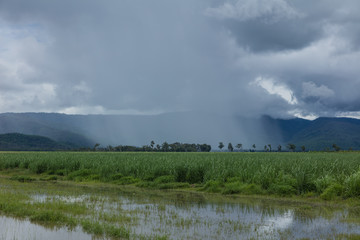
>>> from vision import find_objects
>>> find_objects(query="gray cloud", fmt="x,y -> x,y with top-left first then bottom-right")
204,0 -> 316,52
0,0 -> 359,119
205,0 -> 301,22
302,82 -> 334,99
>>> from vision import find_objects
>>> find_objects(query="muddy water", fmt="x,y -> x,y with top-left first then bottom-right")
1,187 -> 360,240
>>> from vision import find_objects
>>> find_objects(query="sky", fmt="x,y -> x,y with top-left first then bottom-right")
1,0 -> 360,119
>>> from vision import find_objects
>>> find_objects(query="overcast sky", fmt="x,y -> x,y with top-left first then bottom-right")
1,0 -> 360,119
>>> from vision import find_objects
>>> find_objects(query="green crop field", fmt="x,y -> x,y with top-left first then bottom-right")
1,152 -> 360,199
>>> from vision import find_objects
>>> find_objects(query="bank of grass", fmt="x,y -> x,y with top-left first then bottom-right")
1,152 -> 360,201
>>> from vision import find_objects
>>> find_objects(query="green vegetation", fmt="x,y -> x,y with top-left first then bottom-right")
0,152 -> 360,201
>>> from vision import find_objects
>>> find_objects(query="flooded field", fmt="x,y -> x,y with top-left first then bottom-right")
0,179 -> 360,239
0,216 -> 91,240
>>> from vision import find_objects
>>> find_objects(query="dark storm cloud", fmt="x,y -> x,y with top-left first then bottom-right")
223,19 -> 321,52
205,0 -> 360,53
0,0 -> 359,119
205,0 -> 322,52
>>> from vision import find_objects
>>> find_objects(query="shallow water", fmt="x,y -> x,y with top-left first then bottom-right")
0,216 -> 91,240
116,194 -> 360,239
1,185 -> 360,240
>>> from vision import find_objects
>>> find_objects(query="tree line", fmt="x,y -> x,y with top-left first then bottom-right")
78,141 -> 344,153
217,142 -> 343,152
78,141 -> 211,152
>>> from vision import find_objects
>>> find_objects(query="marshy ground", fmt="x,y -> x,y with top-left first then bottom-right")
1,176 -> 360,239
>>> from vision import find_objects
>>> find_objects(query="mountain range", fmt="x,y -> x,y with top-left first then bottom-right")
0,133 -> 75,151
0,112 -> 359,151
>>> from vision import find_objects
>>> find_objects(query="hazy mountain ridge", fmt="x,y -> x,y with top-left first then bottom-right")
287,117 -> 360,150
0,112 -> 359,150
0,114 -> 94,148
0,133 -> 76,151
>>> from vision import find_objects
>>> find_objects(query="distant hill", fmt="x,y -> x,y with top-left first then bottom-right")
0,112 -> 359,150
287,117 -> 360,150
0,133 -> 76,151
0,114 -> 94,148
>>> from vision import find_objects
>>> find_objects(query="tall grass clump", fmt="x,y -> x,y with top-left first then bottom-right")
344,169 -> 360,197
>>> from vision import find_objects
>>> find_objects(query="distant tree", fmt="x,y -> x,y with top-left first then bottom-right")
142,145 -> 152,152
228,143 -> 234,152
162,142 -> 169,152
199,144 -> 211,152
277,145 -> 282,152
168,142 -> 176,152
264,145 -> 268,152
267,144 -> 272,152
93,143 -> 100,151
121,145 -> 139,151
301,145 -> 306,152
235,143 -> 243,151
150,140 -> 155,149
218,142 -> 224,151
287,143 -> 296,152
156,144 -> 161,151
252,144 -> 256,152
332,144 -> 341,152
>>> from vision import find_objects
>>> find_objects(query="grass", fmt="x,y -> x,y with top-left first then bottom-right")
0,151 -> 360,200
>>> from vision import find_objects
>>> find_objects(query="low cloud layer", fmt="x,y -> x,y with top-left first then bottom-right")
0,0 -> 360,119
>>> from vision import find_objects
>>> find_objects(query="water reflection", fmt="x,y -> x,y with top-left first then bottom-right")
0,216 -> 91,240
2,187 -> 360,240
110,191 -> 360,239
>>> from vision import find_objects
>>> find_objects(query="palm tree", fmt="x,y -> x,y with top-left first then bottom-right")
150,140 -> 155,149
